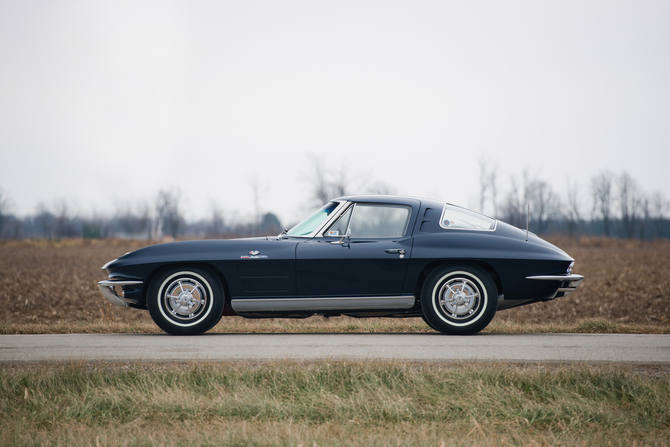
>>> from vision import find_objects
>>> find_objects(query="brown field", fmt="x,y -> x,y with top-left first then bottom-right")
0,236 -> 669,332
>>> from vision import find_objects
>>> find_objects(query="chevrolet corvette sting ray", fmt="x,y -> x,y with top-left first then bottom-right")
98,195 -> 583,335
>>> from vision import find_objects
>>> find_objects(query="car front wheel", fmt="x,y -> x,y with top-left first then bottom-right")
147,267 -> 224,335
420,265 -> 497,335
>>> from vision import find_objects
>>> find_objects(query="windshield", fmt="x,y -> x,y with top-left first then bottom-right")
286,202 -> 341,236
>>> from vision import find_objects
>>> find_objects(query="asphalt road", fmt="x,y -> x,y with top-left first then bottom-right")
1,333 -> 669,363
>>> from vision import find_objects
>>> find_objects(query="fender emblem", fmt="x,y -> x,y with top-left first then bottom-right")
240,250 -> 268,259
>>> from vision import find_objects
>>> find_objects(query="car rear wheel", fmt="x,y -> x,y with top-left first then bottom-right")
420,264 -> 497,335
148,267 -> 224,335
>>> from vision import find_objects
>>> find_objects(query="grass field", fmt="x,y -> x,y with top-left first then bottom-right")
0,236 -> 668,332
2,361 -> 669,446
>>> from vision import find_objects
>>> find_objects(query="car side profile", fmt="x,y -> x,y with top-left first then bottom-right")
98,195 -> 583,335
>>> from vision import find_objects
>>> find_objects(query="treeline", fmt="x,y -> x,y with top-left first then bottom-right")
0,164 -> 668,240
0,189 -> 283,240
478,163 -> 670,239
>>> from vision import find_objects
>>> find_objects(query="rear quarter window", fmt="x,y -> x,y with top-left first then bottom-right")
440,204 -> 496,231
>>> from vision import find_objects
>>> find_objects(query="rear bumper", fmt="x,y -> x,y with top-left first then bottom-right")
97,280 -> 144,307
526,274 -> 584,299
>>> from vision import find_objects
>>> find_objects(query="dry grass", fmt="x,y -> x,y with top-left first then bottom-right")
0,238 -> 153,325
1,317 -> 669,335
2,361 -> 669,446
1,237 -> 669,333
504,236 -> 670,325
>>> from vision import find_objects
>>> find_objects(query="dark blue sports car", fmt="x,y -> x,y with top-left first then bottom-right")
98,195 -> 583,335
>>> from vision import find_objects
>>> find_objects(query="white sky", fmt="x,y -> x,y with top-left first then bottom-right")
1,0 -> 669,226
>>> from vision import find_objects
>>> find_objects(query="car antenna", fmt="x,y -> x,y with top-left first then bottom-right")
525,203 -> 529,242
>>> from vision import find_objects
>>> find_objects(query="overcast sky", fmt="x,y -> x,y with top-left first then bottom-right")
1,0 -> 669,226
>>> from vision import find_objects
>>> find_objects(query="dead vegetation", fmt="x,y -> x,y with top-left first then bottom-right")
2,361 -> 670,446
503,236 -> 670,325
0,238 -> 152,325
0,237 -> 669,331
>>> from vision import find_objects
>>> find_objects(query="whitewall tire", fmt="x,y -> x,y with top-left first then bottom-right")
147,267 -> 224,335
420,264 -> 497,335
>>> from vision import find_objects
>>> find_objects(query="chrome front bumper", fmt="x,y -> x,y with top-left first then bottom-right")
526,274 -> 584,299
98,280 -> 143,307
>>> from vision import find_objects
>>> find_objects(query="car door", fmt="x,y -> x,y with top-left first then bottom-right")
296,201 -> 417,297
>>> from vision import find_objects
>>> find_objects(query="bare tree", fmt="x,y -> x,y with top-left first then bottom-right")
249,177 -> 269,236
207,201 -> 225,238
82,211 -> 105,239
0,187 -> 13,237
490,169 -> 498,218
114,203 -> 136,237
565,179 -> 582,237
591,171 -> 613,236
112,201 -> 152,239
34,203 -> 55,239
307,157 -> 352,208
155,188 -> 183,239
137,202 -> 152,239
526,180 -> 561,234
310,158 -> 332,205
651,191 -> 669,239
364,180 -> 396,195
306,157 -> 403,211
53,199 -> 78,238
478,157 -> 498,217
638,194 -> 650,240
0,215 -> 22,239
617,172 -> 640,238
499,170 -> 531,228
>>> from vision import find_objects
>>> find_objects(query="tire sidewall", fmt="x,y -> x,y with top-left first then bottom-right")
421,264 -> 497,335
148,267 -> 224,335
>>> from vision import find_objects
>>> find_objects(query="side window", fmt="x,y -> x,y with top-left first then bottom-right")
349,204 -> 411,238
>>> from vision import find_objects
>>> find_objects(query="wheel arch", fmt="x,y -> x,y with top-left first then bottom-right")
413,260 -> 503,305
142,262 -> 231,310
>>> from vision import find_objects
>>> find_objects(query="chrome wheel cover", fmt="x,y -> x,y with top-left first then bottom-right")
437,277 -> 482,320
162,277 -> 208,321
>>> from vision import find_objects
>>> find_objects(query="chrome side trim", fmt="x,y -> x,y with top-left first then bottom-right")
97,280 -> 143,307
526,274 -> 584,298
231,296 -> 416,313
526,274 -> 584,282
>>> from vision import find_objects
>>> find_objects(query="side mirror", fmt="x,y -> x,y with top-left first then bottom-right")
330,227 -> 351,245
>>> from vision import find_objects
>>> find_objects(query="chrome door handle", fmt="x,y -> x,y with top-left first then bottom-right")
385,249 -> 406,259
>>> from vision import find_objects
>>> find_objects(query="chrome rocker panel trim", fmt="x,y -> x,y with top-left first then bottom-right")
232,296 -> 416,313
526,274 -> 584,299
98,280 -> 144,307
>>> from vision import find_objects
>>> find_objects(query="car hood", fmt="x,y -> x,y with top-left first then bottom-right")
105,237 -> 298,271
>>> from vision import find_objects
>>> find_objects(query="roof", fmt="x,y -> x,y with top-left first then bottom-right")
333,194 -> 445,209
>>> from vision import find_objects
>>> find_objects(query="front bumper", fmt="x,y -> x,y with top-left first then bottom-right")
98,280 -> 144,307
526,274 -> 584,299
